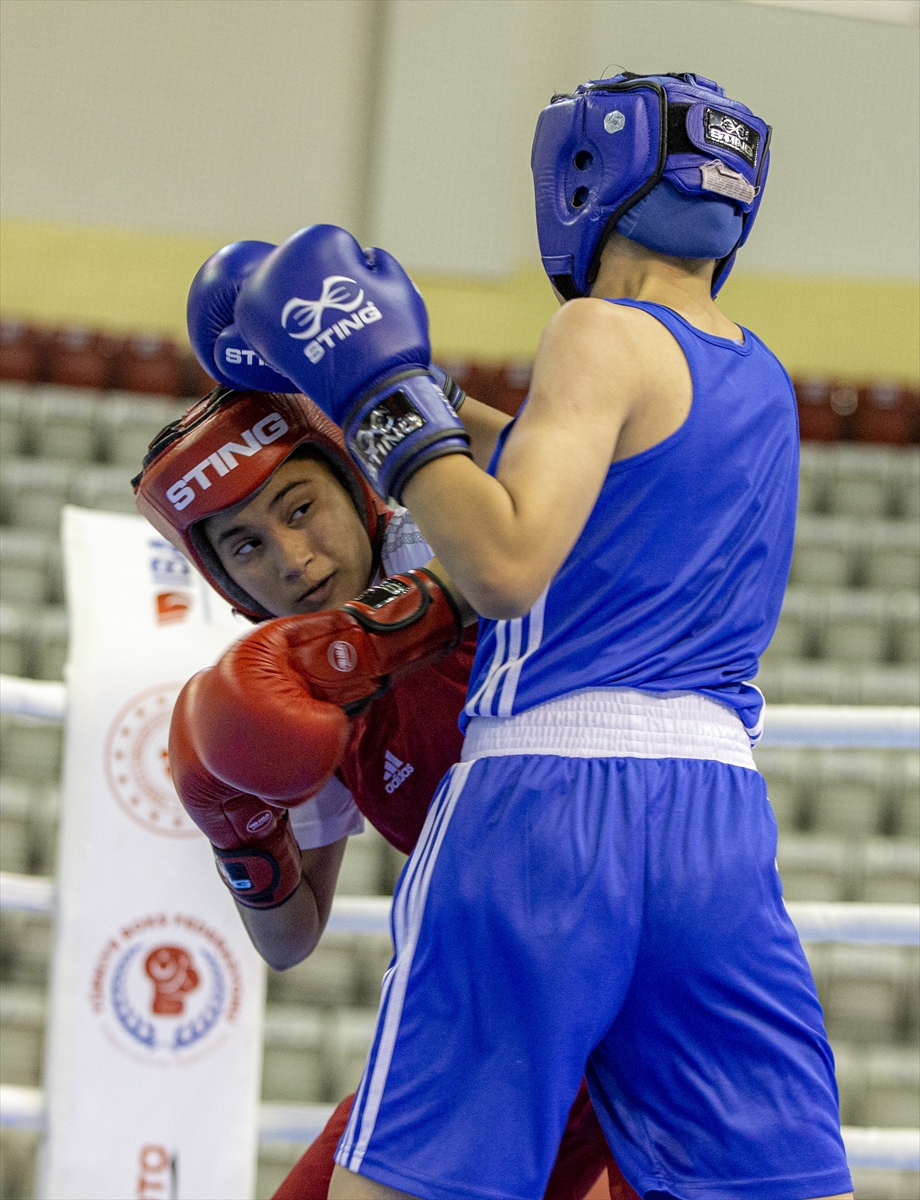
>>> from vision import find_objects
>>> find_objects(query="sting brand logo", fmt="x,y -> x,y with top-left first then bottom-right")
281,275 -> 383,365
702,109 -> 759,167
164,413 -> 289,511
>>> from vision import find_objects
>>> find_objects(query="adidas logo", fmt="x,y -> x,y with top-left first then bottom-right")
383,749 -> 414,794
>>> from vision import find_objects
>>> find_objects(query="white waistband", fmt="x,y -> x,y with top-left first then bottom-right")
461,688 -> 757,770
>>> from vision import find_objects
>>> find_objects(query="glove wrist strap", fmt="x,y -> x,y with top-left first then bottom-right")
343,372 -> 471,502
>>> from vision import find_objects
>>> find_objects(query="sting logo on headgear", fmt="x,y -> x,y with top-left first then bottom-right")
702,109 -> 759,167
165,413 -> 289,511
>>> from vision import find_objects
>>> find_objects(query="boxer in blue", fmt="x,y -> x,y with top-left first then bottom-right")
207,73 -> 852,1200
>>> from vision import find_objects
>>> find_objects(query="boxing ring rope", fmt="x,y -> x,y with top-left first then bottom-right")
2,675 -> 919,1171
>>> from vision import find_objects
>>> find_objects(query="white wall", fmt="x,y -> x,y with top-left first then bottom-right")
1,0 -> 917,278
0,0 -> 378,241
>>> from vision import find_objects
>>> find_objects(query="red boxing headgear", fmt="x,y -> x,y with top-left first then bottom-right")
134,388 -> 389,620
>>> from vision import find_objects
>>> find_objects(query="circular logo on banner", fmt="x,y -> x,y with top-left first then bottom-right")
104,684 -> 198,838
90,913 -> 243,1063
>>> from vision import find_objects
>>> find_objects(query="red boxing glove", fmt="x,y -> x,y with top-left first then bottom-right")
191,569 -> 463,803
169,673 -> 305,908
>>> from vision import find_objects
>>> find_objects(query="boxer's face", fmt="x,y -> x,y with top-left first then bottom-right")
204,454 -> 373,617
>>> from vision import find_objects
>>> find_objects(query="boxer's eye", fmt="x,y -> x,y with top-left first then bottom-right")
233,537 -> 259,558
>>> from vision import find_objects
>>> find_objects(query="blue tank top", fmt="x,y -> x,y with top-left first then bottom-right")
462,300 -> 799,741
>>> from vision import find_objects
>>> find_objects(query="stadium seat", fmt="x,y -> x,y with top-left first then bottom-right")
0,530 -> 55,607
265,935 -> 360,1009
820,944 -> 913,1045
0,914 -> 53,988
71,464 -> 140,517
46,327 -> 117,391
334,823 -> 388,895
0,383 -> 27,456
0,779 -> 32,874
811,751 -> 890,838
0,714 -> 63,784
0,459 -> 75,533
97,394 -> 188,470
261,1005 -> 327,1103
861,840 -> 920,905
31,386 -> 101,462
0,320 -> 45,384
115,334 -> 182,396
0,607 -> 28,678
0,985 -> 46,1086
776,835 -> 852,902
794,379 -> 842,442
326,1008 -> 379,1100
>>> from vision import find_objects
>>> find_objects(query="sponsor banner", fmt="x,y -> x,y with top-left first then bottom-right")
41,508 -> 265,1200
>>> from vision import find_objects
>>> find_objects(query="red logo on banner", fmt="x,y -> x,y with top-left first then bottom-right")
144,945 -> 200,1015
104,684 -> 199,839
155,591 -> 192,624
91,913 -> 243,1061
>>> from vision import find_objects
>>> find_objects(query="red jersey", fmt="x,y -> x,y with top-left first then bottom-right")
336,627 -> 477,854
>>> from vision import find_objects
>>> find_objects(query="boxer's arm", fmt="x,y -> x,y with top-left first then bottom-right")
401,300 -> 687,619
237,838 -> 347,971
455,395 -> 511,470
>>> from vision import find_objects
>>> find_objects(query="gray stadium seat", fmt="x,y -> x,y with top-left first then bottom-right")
98,393 -> 186,469
30,386 -> 100,462
266,934 -> 361,1009
0,779 -> 32,874
334,823 -> 388,895
776,835 -> 852,902
326,1008 -> 378,1100
71,463 -> 139,516
0,383 -> 27,457
862,840 -> 920,905
261,1005 -> 327,1103
0,713 -> 63,783
811,751 -> 891,838
0,459 -> 75,533
0,985 -> 46,1090
818,944 -> 915,1045
0,606 -> 28,677
0,529 -> 60,607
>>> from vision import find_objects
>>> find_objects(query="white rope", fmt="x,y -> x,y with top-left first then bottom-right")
784,901 -> 920,945
0,1086 -> 916,1169
2,675 -> 918,749
762,703 -> 920,749
2,872 -> 917,945
0,675 -> 67,721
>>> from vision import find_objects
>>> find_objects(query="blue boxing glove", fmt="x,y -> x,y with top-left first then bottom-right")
234,224 -> 470,501
188,241 -> 295,393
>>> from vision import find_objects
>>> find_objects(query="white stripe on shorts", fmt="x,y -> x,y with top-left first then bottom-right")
462,687 -> 757,770
336,761 -> 473,1171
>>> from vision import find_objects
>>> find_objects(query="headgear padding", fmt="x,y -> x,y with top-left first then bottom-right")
133,388 -> 388,621
531,72 -> 771,298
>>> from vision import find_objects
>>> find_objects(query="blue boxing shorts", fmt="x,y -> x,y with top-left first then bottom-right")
335,691 -> 852,1200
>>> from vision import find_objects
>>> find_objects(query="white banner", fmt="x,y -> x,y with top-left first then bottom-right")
40,507 -> 266,1200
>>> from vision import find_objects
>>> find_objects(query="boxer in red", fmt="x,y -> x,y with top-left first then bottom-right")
134,384 -> 636,1200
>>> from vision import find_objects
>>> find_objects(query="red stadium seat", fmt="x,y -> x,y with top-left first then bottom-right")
794,379 -> 843,442
854,383 -> 920,446
0,319 -> 46,383
180,347 -> 219,399
116,334 -> 182,396
46,326 -> 118,390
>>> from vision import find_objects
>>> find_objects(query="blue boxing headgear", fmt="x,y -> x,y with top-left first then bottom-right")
532,72 -> 771,298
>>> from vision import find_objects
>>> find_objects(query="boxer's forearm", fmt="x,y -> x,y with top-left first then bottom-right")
238,838 -> 347,971
456,395 -> 511,470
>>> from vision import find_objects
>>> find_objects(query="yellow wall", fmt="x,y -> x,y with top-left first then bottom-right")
2,218 -> 918,383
